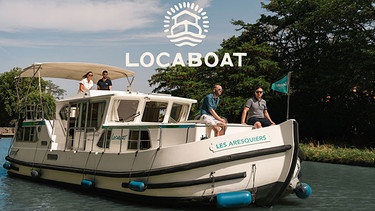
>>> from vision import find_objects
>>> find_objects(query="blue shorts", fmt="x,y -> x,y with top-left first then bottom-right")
247,117 -> 272,127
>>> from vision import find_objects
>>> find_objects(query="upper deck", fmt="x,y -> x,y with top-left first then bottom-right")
56,90 -> 197,125
19,62 -> 135,81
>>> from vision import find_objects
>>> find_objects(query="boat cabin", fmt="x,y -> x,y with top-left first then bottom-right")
15,90 -> 215,154
13,62 -> 250,155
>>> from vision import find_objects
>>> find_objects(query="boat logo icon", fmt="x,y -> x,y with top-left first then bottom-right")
164,2 -> 209,47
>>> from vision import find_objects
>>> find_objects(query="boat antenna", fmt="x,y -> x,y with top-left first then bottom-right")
35,65 -> 44,119
126,76 -> 135,92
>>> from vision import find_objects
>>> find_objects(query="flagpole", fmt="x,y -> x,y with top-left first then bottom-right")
286,71 -> 292,120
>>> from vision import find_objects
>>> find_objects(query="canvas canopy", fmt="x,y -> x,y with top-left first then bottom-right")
19,62 -> 135,81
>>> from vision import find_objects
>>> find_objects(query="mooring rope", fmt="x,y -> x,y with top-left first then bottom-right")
250,164 -> 257,203
209,171 -> 216,202
128,150 -> 139,182
145,148 -> 160,188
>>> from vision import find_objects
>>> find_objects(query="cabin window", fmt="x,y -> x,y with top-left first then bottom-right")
142,101 -> 168,122
66,101 -> 105,131
47,154 -> 58,160
114,100 -> 139,122
128,130 -> 151,150
79,103 -> 88,129
86,101 -> 106,130
78,101 -> 106,130
97,129 -> 112,148
16,126 -> 37,142
169,103 -> 189,122
59,105 -> 78,133
59,104 -> 79,119
66,103 -> 79,139
59,106 -> 69,120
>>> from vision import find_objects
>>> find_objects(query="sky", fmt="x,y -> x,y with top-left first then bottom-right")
0,0 -> 269,96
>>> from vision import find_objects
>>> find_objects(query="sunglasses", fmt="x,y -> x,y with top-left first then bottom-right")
256,91 -> 263,94
88,74 -> 93,76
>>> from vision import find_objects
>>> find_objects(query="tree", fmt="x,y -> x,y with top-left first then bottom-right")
0,67 -> 64,126
149,0 -> 375,146
239,0 -> 375,145
45,80 -> 66,100
149,38 -> 281,122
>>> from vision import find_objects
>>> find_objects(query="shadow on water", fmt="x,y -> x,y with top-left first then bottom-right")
1,174 -> 219,211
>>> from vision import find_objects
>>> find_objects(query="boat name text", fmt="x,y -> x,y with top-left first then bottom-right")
210,135 -> 270,152
111,134 -> 128,141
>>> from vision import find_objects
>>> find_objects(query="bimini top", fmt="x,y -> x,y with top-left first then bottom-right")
19,62 -> 135,80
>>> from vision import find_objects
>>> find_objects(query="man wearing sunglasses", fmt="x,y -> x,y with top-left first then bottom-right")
200,84 -> 227,136
241,87 -> 275,128
97,70 -> 112,90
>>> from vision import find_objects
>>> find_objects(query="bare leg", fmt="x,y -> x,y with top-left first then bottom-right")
218,125 -> 226,136
213,126 -> 221,137
254,122 -> 262,128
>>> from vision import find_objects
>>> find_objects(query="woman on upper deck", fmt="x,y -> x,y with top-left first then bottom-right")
78,71 -> 94,93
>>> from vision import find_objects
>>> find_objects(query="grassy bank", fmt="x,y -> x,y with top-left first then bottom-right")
300,142 -> 375,167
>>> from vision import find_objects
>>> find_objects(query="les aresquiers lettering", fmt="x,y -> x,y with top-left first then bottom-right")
125,52 -> 247,68
210,135 -> 270,152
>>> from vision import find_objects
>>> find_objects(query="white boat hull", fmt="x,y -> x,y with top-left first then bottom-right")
5,120 -> 302,207
4,63 -> 311,208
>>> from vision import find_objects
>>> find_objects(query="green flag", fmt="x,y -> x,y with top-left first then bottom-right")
271,74 -> 289,94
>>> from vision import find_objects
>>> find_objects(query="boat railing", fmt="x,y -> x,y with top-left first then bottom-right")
155,123 -> 254,147
66,127 -> 97,151
23,103 -> 43,120
22,102 -> 57,139
84,127 -> 97,152
59,121 -> 252,153
61,123 -> 253,153
43,102 -> 56,133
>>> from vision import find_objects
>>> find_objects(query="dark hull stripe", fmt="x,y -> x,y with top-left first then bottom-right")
6,144 -> 292,178
122,171 -> 247,189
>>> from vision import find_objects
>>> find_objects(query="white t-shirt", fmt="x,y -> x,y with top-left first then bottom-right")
79,78 -> 93,93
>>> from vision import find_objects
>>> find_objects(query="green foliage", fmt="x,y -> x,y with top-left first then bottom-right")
300,142 -> 375,167
149,0 -> 374,146
149,39 -> 280,122
242,0 -> 375,144
44,80 -> 66,100
22,91 -> 56,119
0,67 -> 63,126
0,68 -> 32,122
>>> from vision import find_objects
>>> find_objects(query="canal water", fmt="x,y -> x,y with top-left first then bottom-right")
1,137 -> 374,211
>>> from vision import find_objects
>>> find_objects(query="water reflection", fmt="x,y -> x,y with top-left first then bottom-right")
296,161 -> 375,211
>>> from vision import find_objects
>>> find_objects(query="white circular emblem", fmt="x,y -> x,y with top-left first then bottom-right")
164,2 -> 209,47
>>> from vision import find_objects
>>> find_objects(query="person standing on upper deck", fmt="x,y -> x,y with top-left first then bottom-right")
97,70 -> 112,90
78,71 -> 94,93
200,84 -> 227,136
241,86 -> 275,129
